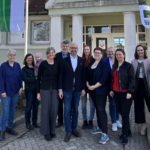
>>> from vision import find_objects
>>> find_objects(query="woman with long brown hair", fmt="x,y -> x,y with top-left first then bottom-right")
22,53 -> 39,130
110,49 -> 134,144
131,44 -> 150,135
81,45 -> 95,129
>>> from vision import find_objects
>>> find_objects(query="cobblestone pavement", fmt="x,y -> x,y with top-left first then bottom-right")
0,101 -> 150,150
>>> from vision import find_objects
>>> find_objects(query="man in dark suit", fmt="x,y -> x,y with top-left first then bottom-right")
59,42 -> 85,142
55,40 -> 70,127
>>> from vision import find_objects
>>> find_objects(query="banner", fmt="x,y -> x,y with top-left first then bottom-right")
139,0 -> 150,28
0,0 -> 24,32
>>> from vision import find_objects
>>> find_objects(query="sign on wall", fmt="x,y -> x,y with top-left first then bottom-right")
139,0 -> 150,29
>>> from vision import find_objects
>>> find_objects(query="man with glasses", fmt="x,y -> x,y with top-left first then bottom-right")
59,42 -> 85,142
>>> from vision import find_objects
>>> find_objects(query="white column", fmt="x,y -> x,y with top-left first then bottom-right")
50,15 -> 64,52
72,15 -> 83,56
124,12 -> 136,62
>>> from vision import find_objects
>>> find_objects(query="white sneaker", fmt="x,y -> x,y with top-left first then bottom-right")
112,123 -> 118,132
116,120 -> 122,128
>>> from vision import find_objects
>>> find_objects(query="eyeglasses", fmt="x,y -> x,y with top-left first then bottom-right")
94,52 -> 101,54
70,47 -> 77,50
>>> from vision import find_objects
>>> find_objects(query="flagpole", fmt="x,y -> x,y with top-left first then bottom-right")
24,0 -> 29,56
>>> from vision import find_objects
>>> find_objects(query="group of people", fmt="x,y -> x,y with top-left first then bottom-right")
0,40 -> 150,146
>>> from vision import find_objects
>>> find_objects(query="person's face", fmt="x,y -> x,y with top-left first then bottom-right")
62,44 -> 69,52
84,46 -> 91,57
70,44 -> 78,57
8,53 -> 16,63
26,55 -> 33,66
47,50 -> 55,60
94,50 -> 102,60
35,55 -> 41,62
116,51 -> 125,62
107,48 -> 114,58
136,46 -> 144,58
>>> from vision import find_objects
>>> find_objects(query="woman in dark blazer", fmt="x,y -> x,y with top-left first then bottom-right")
110,49 -> 134,144
37,47 -> 59,141
22,53 -> 39,130
87,47 -> 110,145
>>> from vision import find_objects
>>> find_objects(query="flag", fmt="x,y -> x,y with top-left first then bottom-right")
0,0 -> 24,32
139,0 -> 150,29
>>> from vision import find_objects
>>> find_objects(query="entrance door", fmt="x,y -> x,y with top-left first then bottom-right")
92,34 -> 111,51
92,33 -> 125,50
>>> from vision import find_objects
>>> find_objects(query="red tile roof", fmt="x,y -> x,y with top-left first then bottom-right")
29,0 -> 48,15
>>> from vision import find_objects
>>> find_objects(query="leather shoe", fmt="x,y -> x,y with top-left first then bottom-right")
44,134 -> 52,141
64,133 -> 71,142
72,129 -> 81,137
32,124 -> 40,128
26,124 -> 34,130
56,122 -> 63,128
0,131 -> 5,141
6,128 -> 18,136
50,133 -> 56,138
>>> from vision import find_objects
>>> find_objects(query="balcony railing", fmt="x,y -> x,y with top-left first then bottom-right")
53,0 -> 139,8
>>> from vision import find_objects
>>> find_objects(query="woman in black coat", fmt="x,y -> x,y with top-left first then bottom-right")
110,49 -> 134,144
87,47 -> 110,145
22,53 -> 39,130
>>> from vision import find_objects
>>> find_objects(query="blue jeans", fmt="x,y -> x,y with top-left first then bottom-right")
64,90 -> 81,133
0,95 -> 19,131
81,93 -> 95,121
108,95 -> 119,123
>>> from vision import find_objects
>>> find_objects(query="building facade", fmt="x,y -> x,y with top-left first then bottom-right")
0,0 -> 149,63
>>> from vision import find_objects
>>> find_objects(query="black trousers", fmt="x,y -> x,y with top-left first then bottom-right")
25,90 -> 39,125
114,92 -> 132,136
57,97 -> 64,124
91,92 -> 108,134
134,79 -> 150,123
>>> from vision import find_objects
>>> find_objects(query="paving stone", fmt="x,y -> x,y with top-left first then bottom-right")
0,100 -> 149,150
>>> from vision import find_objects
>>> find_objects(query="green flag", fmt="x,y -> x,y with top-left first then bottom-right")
0,0 -> 24,32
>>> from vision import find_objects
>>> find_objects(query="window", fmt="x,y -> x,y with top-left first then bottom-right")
138,25 -> 145,32
139,34 -> 146,42
31,21 -> 50,44
111,25 -> 124,33
86,26 -> 110,34
7,32 -> 24,44
86,26 -> 95,34
113,37 -> 125,48
137,24 -> 146,45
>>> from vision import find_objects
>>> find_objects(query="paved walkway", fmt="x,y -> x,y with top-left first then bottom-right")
0,101 -> 149,150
